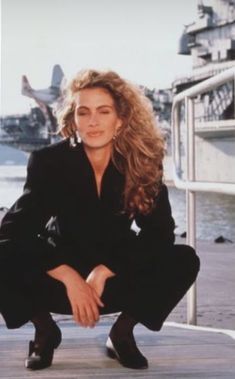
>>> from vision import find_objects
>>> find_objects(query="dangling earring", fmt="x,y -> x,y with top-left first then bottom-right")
75,131 -> 81,143
70,131 -> 81,148
70,135 -> 76,148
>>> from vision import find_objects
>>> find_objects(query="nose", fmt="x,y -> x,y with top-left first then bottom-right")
88,112 -> 98,126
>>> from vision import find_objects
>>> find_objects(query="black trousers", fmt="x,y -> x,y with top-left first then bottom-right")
0,244 -> 200,331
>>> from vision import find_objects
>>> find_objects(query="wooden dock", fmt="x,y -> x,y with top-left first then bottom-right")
0,319 -> 234,379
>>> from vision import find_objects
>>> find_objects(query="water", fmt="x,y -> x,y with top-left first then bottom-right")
0,165 -> 235,242
0,166 -> 27,208
168,187 -> 235,242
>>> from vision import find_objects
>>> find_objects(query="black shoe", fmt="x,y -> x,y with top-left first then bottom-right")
25,322 -> 61,370
106,332 -> 148,369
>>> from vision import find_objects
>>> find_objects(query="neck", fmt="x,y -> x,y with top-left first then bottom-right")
84,144 -> 111,174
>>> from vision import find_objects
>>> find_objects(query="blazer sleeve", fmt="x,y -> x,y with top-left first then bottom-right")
134,184 -> 175,258
0,151 -> 67,279
99,185 -> 175,274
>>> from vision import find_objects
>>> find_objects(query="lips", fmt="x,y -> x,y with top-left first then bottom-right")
87,131 -> 103,137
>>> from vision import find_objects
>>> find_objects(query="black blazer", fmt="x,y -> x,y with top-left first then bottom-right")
0,139 -> 175,277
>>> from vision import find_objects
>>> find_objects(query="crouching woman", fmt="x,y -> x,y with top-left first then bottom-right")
0,69 -> 200,371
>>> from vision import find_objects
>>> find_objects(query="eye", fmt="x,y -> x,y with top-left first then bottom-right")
100,110 -> 110,114
77,111 -> 89,116
99,108 -> 111,114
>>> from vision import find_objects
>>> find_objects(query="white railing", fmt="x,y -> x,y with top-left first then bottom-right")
172,66 -> 235,325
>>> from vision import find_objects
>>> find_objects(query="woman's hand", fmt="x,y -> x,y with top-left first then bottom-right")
86,264 -> 115,297
47,264 -> 104,328
65,271 -> 104,327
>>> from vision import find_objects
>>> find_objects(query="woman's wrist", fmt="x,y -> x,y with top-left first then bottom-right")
47,264 -> 82,286
95,264 -> 115,280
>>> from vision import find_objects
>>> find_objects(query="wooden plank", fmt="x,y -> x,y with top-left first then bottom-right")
0,322 -> 234,379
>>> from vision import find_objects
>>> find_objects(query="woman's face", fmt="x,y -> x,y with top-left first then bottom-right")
74,87 -> 122,150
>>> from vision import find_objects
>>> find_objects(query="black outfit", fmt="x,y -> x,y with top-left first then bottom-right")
0,139 -> 200,330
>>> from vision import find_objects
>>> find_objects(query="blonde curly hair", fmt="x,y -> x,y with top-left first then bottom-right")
55,69 -> 165,216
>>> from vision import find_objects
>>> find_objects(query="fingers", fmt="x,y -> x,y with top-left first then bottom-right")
72,305 -> 80,324
84,303 -> 98,327
72,305 -> 91,327
72,297 -> 100,328
78,307 -> 95,328
92,288 -> 104,308
89,299 -> 100,323
68,282 -> 104,328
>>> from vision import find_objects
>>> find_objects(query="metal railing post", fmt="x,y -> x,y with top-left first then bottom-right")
234,72 -> 235,119
172,102 -> 182,177
186,97 -> 197,325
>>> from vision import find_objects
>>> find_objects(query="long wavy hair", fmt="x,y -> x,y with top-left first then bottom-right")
55,69 -> 165,216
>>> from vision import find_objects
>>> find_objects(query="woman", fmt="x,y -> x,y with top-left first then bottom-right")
0,69 -> 200,371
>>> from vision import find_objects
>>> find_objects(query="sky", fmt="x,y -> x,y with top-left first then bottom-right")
1,0 -> 200,115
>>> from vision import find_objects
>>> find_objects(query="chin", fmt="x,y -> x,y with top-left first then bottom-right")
84,138 -> 112,150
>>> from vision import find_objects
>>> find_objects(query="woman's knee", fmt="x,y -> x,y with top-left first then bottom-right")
174,244 -> 200,277
184,245 -> 200,270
